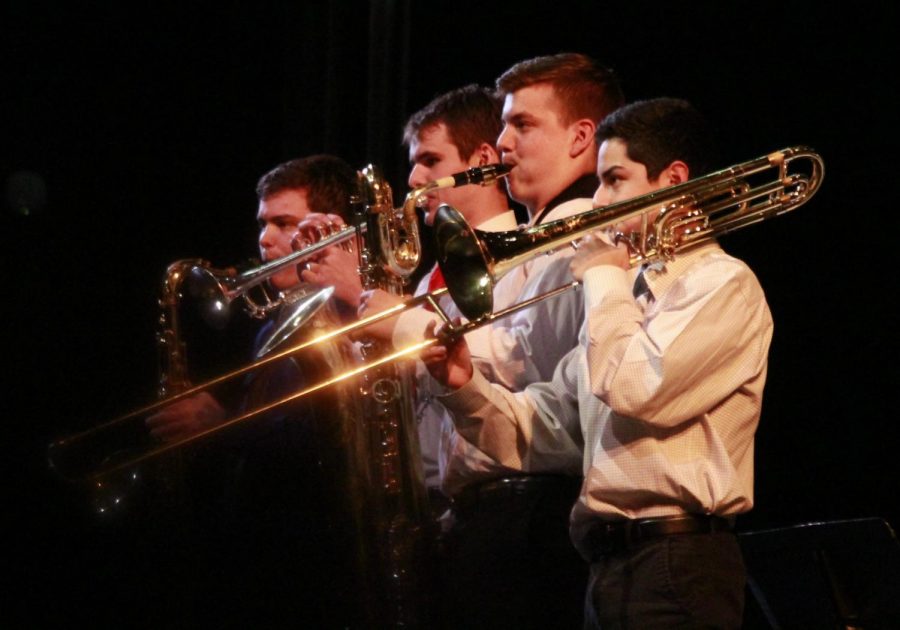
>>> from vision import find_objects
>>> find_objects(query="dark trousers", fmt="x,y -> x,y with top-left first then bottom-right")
584,532 -> 745,629
438,475 -> 587,630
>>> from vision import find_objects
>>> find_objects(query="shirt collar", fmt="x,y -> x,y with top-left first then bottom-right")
532,173 -> 599,226
478,209 -> 519,232
642,241 -> 723,299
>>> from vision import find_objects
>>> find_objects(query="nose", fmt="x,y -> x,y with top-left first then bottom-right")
408,163 -> 428,189
259,224 -> 275,251
592,185 -> 609,208
496,125 -> 513,156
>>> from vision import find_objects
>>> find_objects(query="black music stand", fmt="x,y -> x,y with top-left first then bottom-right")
739,517 -> 900,629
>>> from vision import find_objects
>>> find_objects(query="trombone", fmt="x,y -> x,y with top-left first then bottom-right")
47,163 -> 512,484
433,146 -> 824,320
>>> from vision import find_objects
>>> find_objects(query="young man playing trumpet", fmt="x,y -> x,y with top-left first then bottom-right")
145,154 -> 365,627
426,98 -> 773,628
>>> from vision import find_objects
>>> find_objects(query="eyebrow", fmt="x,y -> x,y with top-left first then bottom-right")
411,149 -> 441,165
502,111 -> 537,125
599,164 -> 624,181
259,214 -> 300,225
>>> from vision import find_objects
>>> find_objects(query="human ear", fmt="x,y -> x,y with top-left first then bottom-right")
470,142 -> 500,166
569,119 -> 597,158
662,160 -> 690,185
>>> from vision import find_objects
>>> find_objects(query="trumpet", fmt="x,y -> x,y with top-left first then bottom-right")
186,163 -> 511,332
47,164 -> 512,484
433,146 -> 824,320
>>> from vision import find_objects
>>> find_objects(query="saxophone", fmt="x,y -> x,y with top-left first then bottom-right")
353,165 -> 433,626
82,260 -> 201,517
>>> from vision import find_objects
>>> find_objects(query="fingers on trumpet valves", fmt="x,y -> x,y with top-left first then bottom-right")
292,213 -> 353,257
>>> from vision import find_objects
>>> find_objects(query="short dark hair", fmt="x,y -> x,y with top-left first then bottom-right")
596,98 -> 718,180
403,84 -> 503,159
496,53 -> 624,126
255,154 -> 357,220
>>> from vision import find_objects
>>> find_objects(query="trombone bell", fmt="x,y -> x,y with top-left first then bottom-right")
432,204 -> 497,322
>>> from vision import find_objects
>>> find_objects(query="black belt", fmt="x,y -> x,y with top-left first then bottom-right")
583,514 -> 736,560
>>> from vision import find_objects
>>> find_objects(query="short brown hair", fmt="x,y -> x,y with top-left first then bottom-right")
496,53 -> 624,126
403,84 -> 503,159
255,154 -> 357,220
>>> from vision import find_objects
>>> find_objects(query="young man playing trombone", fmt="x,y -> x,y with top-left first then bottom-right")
426,98 -> 773,628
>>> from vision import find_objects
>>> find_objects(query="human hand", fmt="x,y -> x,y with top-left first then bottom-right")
293,213 -> 350,261
301,246 -> 363,309
420,320 -> 473,390
569,231 -> 630,280
356,289 -> 404,340
146,391 -> 225,443
295,213 -> 363,309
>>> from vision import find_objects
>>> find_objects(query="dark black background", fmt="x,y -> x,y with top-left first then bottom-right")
5,1 -> 899,625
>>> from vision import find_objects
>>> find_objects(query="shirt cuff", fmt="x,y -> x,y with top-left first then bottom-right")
438,367 -> 494,415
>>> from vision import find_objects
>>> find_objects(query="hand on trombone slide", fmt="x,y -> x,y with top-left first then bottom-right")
293,212 -> 364,310
420,319 -> 473,391
356,288 -> 406,341
146,391 -> 225,443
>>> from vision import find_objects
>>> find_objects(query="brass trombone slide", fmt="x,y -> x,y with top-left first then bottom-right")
47,283 -> 580,482
47,285 -> 446,482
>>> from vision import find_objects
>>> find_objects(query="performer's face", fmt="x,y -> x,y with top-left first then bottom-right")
257,188 -> 313,291
593,138 -> 671,233
497,83 -> 578,214
407,123 -> 483,226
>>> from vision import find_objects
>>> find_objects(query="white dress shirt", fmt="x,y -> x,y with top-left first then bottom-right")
394,198 -> 594,494
403,210 -> 519,490
439,241 -> 774,557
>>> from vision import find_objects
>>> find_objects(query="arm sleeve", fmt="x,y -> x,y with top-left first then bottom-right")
582,258 -> 773,427
439,347 -> 584,474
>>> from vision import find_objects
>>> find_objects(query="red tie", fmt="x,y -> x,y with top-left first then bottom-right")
428,266 -> 446,292
424,267 -> 446,311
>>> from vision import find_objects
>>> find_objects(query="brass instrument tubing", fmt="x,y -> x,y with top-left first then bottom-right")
62,283 -> 576,481
49,288 -> 449,471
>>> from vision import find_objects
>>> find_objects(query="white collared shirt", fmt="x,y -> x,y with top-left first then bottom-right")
394,199 -> 594,494
439,242 -> 773,556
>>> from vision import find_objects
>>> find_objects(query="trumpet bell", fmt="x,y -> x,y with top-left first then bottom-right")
187,265 -> 234,329
256,286 -> 335,358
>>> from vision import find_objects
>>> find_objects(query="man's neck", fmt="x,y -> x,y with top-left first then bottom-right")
464,186 -> 512,227
530,172 -> 599,225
